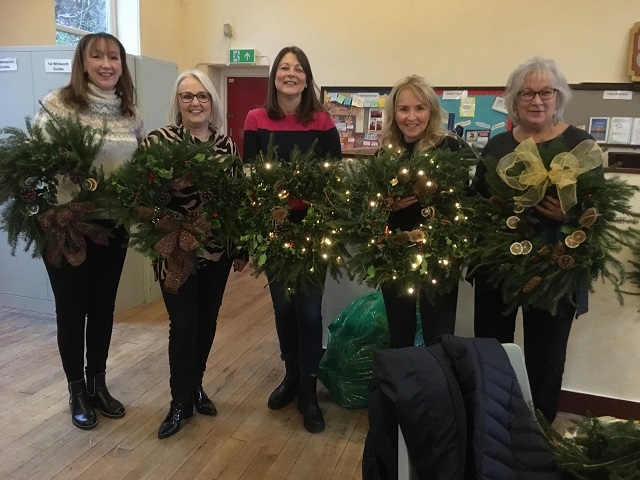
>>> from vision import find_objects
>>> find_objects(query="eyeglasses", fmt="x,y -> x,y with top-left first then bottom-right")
517,88 -> 557,102
178,92 -> 211,103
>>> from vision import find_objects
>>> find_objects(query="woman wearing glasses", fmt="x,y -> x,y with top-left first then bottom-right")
471,57 -> 595,423
142,70 -> 247,439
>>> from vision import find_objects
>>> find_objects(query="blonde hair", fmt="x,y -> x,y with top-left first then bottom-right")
379,74 -> 446,152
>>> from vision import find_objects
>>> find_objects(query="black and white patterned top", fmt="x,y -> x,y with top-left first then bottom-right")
142,124 -> 240,278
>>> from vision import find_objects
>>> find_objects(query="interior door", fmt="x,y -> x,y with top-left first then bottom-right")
226,76 -> 268,159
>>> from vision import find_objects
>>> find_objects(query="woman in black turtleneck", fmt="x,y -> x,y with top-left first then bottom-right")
378,74 -> 464,348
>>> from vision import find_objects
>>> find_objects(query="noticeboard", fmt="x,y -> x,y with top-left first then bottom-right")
321,86 -> 509,154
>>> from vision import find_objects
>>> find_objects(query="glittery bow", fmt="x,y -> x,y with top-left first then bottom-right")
496,138 -> 603,213
153,214 -> 210,293
37,202 -> 110,267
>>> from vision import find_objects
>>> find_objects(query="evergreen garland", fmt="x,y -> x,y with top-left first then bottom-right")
538,413 -> 640,479
106,136 -> 244,263
329,145 -> 482,303
470,138 -> 640,314
237,143 -> 348,293
0,107 -> 107,257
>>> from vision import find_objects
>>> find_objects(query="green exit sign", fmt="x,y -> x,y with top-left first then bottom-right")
229,49 -> 256,64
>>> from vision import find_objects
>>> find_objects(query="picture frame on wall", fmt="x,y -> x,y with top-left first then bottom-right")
588,117 -> 610,143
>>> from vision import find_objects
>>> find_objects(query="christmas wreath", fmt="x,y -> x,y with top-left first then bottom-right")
538,413 -> 640,479
330,145 -> 482,304
237,144 -> 348,293
106,136 -> 244,293
470,137 -> 640,314
0,107 -> 109,266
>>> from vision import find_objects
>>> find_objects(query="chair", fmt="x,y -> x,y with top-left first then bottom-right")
397,343 -> 532,480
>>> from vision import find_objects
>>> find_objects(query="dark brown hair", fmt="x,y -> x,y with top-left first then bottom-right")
265,46 -> 325,125
60,32 -> 137,117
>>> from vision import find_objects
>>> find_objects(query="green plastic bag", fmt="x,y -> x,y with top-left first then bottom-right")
319,292 -> 390,408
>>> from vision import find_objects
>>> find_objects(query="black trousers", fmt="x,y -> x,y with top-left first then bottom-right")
381,283 -> 459,348
44,221 -> 128,383
473,275 -> 574,422
161,254 -> 233,401
266,270 -> 325,375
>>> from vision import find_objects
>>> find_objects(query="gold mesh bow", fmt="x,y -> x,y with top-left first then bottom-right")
496,138 -> 603,213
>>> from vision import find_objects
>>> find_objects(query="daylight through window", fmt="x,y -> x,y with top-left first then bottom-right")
55,0 -> 112,45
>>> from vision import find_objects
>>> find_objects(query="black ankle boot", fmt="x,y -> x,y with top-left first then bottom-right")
297,373 -> 325,433
68,379 -> 97,430
194,385 -> 217,416
158,399 -> 193,439
87,371 -> 125,419
268,360 -> 299,410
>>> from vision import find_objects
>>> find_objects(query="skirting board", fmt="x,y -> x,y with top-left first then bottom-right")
559,390 -> 640,420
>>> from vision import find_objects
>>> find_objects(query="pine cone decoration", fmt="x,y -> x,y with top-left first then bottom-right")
200,190 -> 213,203
549,241 -> 566,264
186,211 -> 199,222
397,169 -> 411,184
156,192 -> 172,206
412,178 -> 438,200
522,276 -> 542,293
68,169 -> 86,184
19,186 -> 37,203
557,255 -> 576,269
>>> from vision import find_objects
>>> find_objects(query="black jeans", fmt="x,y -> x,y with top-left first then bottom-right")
161,254 -> 233,401
473,274 -> 574,422
44,221 -> 128,383
381,283 -> 459,348
266,271 -> 325,375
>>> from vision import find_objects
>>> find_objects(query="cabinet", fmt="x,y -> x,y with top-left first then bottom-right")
0,46 -> 177,314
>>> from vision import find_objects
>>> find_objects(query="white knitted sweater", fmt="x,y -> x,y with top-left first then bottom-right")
35,83 -> 145,204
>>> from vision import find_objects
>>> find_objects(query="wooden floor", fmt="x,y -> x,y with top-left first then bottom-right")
0,271 -> 367,480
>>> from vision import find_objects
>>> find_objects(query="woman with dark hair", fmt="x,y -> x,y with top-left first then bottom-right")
471,57 -> 596,422
143,70 -> 246,439
243,46 -> 341,433
34,33 -> 144,430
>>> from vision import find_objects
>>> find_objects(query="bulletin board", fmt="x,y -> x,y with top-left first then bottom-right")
321,85 -> 509,154
321,86 -> 391,153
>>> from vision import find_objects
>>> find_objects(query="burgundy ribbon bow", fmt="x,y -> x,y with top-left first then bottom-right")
153,214 -> 210,293
37,202 -> 110,267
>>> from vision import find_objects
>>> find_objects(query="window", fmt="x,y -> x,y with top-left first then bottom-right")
55,0 -> 115,46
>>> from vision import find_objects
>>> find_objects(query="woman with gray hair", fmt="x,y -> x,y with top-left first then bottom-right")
471,57 -> 595,423
143,69 -> 247,439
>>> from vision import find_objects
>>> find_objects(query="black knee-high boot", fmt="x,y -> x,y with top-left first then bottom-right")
68,379 -> 97,430
297,373 -> 325,433
87,371 -> 125,418
268,360 -> 299,410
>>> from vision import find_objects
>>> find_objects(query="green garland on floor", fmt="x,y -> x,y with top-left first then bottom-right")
106,136 -> 244,261
329,145 -> 482,303
538,413 -> 640,479
237,143 -> 348,293
470,138 -> 640,314
0,109 -> 107,257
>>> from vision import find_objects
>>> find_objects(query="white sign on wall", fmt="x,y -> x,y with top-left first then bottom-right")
0,58 -> 18,71
45,59 -> 72,73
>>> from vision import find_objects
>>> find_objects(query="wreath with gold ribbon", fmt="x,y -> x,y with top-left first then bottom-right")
470,137 -> 640,314
330,145 -> 482,304
0,107 -> 108,265
236,143 -> 348,293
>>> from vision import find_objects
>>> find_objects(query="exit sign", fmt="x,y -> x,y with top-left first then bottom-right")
229,49 -> 256,64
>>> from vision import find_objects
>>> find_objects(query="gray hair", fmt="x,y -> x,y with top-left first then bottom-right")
167,69 -> 224,129
503,57 -> 572,125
